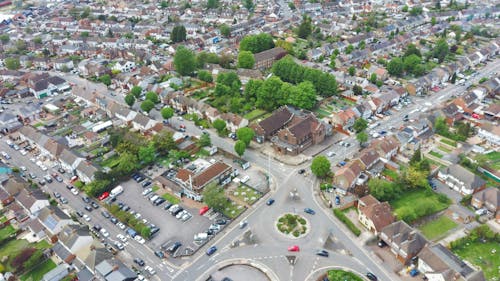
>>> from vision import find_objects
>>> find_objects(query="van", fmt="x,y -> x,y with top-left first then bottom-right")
110,185 -> 123,197
241,175 -> 250,183
194,232 -> 208,241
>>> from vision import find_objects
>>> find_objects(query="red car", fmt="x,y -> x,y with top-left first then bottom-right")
199,206 -> 209,215
98,192 -> 110,201
288,245 -> 300,252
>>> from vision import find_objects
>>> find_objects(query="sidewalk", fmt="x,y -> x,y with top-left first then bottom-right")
259,143 -> 310,166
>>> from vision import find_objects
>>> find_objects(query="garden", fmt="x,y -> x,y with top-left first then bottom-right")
326,269 -> 363,281
221,200 -> 246,219
231,185 -> 262,205
276,213 -> 309,238
0,239 -> 51,274
20,259 -> 56,281
418,215 -> 458,240
390,189 -> 450,223
451,225 -> 500,281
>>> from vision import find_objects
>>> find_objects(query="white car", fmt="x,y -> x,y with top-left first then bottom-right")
134,235 -> 145,244
19,149 -> 27,155
40,165 -> 48,171
100,228 -> 110,238
327,151 -> 335,157
117,234 -> 127,243
144,266 -> 156,275
30,158 -> 36,163
114,241 -> 124,250
116,222 -> 126,230
83,214 -> 91,222
134,213 -> 142,219
71,188 -> 79,196
20,166 -> 27,171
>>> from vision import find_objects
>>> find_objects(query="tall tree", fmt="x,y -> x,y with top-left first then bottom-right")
4,57 -> 20,70
353,118 -> 368,133
152,131 -> 176,154
237,51 -> 255,69
234,140 -> 246,157
212,119 -> 226,134
288,81 -> 317,110
198,133 -> 212,147
99,74 -> 111,86
130,86 -> 142,98
138,145 -> 156,164
197,70 -> 213,82
202,183 -> 226,211
236,127 -> 255,146
387,57 -> 404,76
174,45 -> 196,76
171,25 -> 187,43
348,66 -> 356,76
161,107 -> 174,121
356,131 -> 368,145
206,0 -> 219,9
243,0 -> 254,11
404,43 -> 421,58
297,15 -> 313,39
310,156 -> 331,178
239,33 -> 275,53
219,24 -> 230,37
140,100 -> 155,113
124,94 -> 135,107
145,91 -> 159,103
433,38 -> 449,63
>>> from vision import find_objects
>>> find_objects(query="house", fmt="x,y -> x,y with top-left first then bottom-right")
437,164 -> 486,196
445,205 -> 474,224
477,123 -> 500,146
43,139 -> 65,160
272,114 -> 326,155
112,60 -> 136,73
370,135 -> 400,159
379,220 -> 428,264
75,161 -> 98,184
331,109 -> 357,131
15,189 -> 50,216
219,113 -> 248,133
483,103 -> 500,121
109,102 -> 137,123
472,188 -> 500,222
58,224 -> 94,261
58,149 -> 84,174
0,112 -> 23,134
357,148 -> 380,170
42,264 -> 71,281
22,218 -> 47,242
38,206 -> 74,236
131,114 -> 158,132
253,47 -> 287,69
177,161 -> 232,201
95,259 -> 137,281
53,58 -> 74,71
357,195 -> 395,235
334,160 -> 364,195
418,244 -> 486,281
252,106 -> 293,140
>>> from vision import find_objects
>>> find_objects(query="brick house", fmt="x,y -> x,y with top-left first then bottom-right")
334,160 -> 364,195
357,195 -> 395,235
272,114 -> 326,155
471,188 -> 500,222
252,106 -> 294,140
253,47 -> 287,69
379,221 -> 428,265
437,164 -> 486,196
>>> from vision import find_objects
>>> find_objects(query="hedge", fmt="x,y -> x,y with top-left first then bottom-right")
333,209 -> 361,236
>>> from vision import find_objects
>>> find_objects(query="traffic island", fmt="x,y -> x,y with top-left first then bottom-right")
276,213 -> 310,238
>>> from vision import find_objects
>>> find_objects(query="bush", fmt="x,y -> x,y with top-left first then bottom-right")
437,193 -> 450,204
74,180 -> 84,189
333,209 -> 361,236
293,231 -> 300,237
301,227 -> 307,234
299,218 -> 306,225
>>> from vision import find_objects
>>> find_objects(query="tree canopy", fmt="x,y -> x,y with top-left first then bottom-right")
130,85 -> 142,98
236,127 -> 255,146
219,24 -> 230,37
237,51 -> 255,69
145,91 -> 159,103
174,45 -> 196,76
310,156 -> 331,178
297,15 -> 313,39
161,107 -> 174,120
239,33 -> 275,53
353,118 -> 368,133
212,119 -> 226,134
171,25 -> 187,43
124,94 -> 135,107
140,100 -> 155,113
4,57 -> 20,70
234,140 -> 246,157
197,70 -> 213,82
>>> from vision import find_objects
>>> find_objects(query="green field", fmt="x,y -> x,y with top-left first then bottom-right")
0,225 -> 16,240
484,151 -> 500,170
390,189 -> 450,223
419,215 -> 457,240
0,239 -> 51,272
161,192 -> 180,204
382,169 -> 399,180
429,151 -> 444,158
20,259 -> 57,281
440,138 -> 457,147
231,185 -> 262,205
437,145 -> 452,153
243,109 -> 267,121
453,241 -> 500,280
222,200 -> 246,219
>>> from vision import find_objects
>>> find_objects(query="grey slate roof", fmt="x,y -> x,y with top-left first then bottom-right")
442,164 -> 486,191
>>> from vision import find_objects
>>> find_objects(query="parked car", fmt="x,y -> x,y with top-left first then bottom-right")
167,242 -> 182,253
216,218 -> 227,225
84,205 -> 92,212
53,192 -> 61,198
199,206 -> 209,215
117,234 -> 127,243
366,272 -> 378,281
59,197 -> 68,204
142,188 -> 153,196
98,192 -> 110,201
83,214 -> 91,222
154,250 -> 165,258
90,201 -> 99,209
335,196 -> 340,205
71,188 -> 79,196
239,220 -> 248,229
75,211 -> 83,217
101,211 -> 111,218
298,169 -> 306,174
133,258 -> 145,266
266,199 -> 275,205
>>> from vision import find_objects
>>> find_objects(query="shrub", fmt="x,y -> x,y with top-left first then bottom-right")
74,180 -> 84,189
299,218 -> 306,225
293,231 -> 300,237
437,193 -> 450,204
12,248 -> 36,272
333,209 -> 361,236
301,227 -> 307,234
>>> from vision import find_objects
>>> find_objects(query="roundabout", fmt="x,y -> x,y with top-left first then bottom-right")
276,213 -> 310,238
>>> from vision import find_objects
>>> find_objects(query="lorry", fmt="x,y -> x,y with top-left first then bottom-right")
110,185 -> 124,197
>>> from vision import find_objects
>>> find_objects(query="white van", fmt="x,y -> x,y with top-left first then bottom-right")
241,175 -> 250,183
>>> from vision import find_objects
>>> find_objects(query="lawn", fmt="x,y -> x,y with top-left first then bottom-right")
243,109 -> 267,121
390,189 -> 450,223
99,155 -> 120,168
437,145 -> 452,153
161,192 -> 180,204
484,151 -> 500,170
440,138 -> 457,147
222,200 -> 246,219
231,185 -> 262,205
20,259 -> 57,281
419,215 -> 457,240
314,108 -> 332,118
429,151 -> 444,158
382,169 -> 399,180
453,241 -> 500,280
327,270 -> 363,281
0,225 -> 16,240
0,239 -> 51,272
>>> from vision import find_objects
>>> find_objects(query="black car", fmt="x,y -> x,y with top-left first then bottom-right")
154,250 -> 165,258
150,227 -> 160,235
164,202 -> 173,210
366,272 -> 378,281
75,211 -> 83,217
58,168 -> 65,174
121,205 -> 130,212
93,224 -> 102,231
377,240 -> 387,248
316,250 -> 329,257
266,199 -> 275,205
66,185 -> 73,190
90,201 -> 99,209
142,181 -> 152,187
84,205 -> 92,212
117,202 -> 124,209
133,258 -> 145,266
215,219 -> 227,225
167,242 -> 182,253
53,191 -> 61,199
172,207 -> 183,216
110,217 -> 118,224
101,211 -> 110,218
153,198 -> 165,206
298,169 -> 306,174
82,196 -> 90,203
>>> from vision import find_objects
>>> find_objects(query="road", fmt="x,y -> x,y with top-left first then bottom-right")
41,58 -> 499,280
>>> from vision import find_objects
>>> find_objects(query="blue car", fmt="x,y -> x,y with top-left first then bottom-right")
266,199 -> 275,206
206,246 -> 217,256
304,208 -> 315,215
335,196 -> 340,205
379,130 -> 387,135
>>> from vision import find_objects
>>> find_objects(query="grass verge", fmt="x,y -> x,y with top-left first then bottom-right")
161,192 -> 180,204
333,209 -> 361,236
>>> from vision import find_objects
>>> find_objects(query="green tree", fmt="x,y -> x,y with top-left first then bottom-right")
451,72 -> 457,84
138,145 -> 155,164
145,91 -> 159,103
234,140 -> 246,157
348,66 -> 355,76
256,76 -> 285,110
22,249 -> 44,271
431,17 -> 437,26
117,152 -> 138,174
237,50 -> 255,69
161,107 -> 174,121
356,131 -> 368,145
353,84 -> 363,96
141,227 -> 151,239
219,24 -> 231,37
353,118 -> 368,133
202,183 -> 226,212
239,33 -> 275,53
368,178 -> 399,201
124,94 -> 135,107
404,43 -> 421,58
198,133 -> 212,148
152,131 -> 176,154
409,147 -> 422,165
197,70 -> 213,82
212,119 -> 226,134
174,45 -> 196,76
297,15 -> 312,39
160,0 -> 168,8
410,6 -> 423,16
288,81 -> 317,110
0,34 -> 9,43
433,38 -> 449,63
403,54 -> 422,74
243,0 -> 254,11
288,2 -> 295,10
345,44 -> 354,54
171,25 -> 187,43
206,0 -> 219,9
402,5 -> 408,12
140,100 -> 155,113
387,57 -> 404,76
130,85 -> 142,98
4,57 -> 20,70
311,156 -> 331,178
236,127 -> 255,146
99,74 -> 112,86
369,73 -> 377,84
